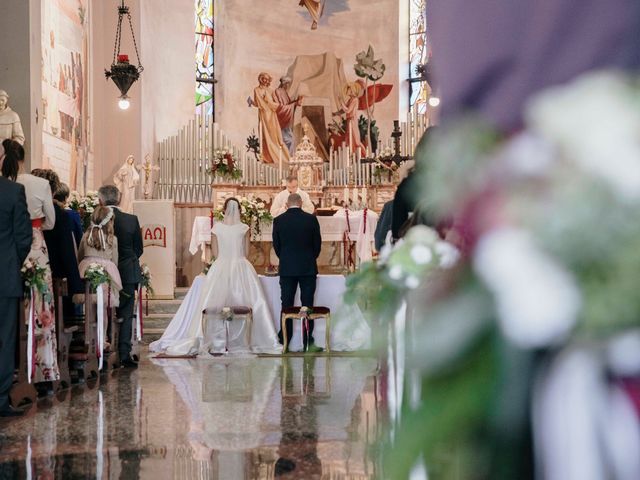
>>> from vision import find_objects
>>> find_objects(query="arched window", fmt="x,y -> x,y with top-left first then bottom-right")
408,0 -> 431,113
195,0 -> 214,117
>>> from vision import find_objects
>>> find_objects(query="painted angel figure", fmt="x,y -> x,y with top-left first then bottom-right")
299,0 -> 325,30
137,154 -> 160,199
113,154 -> 140,213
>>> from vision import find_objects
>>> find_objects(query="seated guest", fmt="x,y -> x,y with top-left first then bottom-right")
0,141 -> 32,417
54,182 -> 83,249
270,175 -> 315,217
77,206 -> 122,308
97,185 -> 143,368
31,170 -> 84,312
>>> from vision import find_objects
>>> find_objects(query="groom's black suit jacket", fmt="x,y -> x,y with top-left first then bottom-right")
272,208 -> 322,277
112,207 -> 144,284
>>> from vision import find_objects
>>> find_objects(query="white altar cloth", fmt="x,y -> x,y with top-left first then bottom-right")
189,210 -> 378,263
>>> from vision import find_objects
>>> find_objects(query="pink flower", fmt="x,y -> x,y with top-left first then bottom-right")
39,308 -> 54,328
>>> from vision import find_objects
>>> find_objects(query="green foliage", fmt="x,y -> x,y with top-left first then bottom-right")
354,45 -> 386,81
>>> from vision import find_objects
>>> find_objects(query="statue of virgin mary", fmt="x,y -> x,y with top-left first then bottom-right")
113,154 -> 140,213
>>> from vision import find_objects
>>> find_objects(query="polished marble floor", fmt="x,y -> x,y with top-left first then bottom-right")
0,352 -> 380,479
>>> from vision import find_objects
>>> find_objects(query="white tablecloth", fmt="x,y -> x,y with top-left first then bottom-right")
259,274 -> 346,351
189,210 -> 378,262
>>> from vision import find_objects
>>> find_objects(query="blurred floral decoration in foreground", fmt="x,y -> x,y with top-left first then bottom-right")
344,71 -> 640,479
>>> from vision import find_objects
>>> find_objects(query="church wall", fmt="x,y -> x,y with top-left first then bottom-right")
216,0 -> 401,152
91,0 -> 143,189
0,0 -> 42,169
139,0 -> 195,166
41,0 -> 93,192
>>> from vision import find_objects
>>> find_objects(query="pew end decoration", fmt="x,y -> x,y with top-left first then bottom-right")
21,258 -> 51,303
140,263 -> 154,297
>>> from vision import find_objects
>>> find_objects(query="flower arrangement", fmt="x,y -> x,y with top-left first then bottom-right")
220,306 -> 233,321
21,258 -> 51,303
206,148 -> 243,181
67,190 -> 100,230
344,225 -> 459,323
356,70 -> 640,479
84,263 -> 111,292
212,196 -> 273,239
140,263 -> 154,296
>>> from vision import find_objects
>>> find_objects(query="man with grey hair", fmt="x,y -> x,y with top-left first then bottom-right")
98,184 -> 143,368
270,174 -> 315,217
273,192 -> 322,351
274,76 -> 302,155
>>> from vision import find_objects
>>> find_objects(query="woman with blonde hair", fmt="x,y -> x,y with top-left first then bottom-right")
77,206 -> 122,307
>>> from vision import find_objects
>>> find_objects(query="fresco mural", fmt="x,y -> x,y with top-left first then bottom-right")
216,0 -> 399,165
41,0 -> 91,191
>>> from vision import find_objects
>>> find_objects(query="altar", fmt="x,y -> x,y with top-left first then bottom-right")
188,209 -> 379,271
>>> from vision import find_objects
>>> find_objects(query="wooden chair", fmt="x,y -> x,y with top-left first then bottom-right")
9,299 -> 37,409
202,306 -> 253,354
281,306 -> 331,353
67,283 -> 99,386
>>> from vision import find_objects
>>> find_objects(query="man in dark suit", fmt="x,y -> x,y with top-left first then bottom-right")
98,185 -> 143,368
0,176 -> 32,416
272,193 -> 322,351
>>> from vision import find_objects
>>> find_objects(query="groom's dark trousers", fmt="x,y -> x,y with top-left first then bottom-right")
272,207 -> 322,346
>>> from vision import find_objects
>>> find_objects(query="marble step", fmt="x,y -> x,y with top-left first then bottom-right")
145,299 -> 182,315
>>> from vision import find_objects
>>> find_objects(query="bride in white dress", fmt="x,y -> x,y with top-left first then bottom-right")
150,198 -> 282,355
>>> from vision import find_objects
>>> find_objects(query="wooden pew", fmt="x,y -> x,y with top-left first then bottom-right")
9,299 -> 38,409
52,278 -> 74,391
68,283 -> 99,387
105,288 -> 120,371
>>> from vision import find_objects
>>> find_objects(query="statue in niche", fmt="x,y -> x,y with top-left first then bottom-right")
136,154 -> 160,199
0,90 -> 25,145
113,154 -> 140,213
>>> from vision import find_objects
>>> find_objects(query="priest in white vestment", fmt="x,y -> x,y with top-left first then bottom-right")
270,175 -> 315,217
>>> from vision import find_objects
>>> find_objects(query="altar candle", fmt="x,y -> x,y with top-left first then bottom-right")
343,187 -> 349,206
278,148 -> 283,183
362,186 -> 368,206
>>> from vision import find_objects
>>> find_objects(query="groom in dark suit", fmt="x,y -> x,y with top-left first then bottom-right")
273,193 -> 322,350
98,185 -> 144,368
0,175 -> 32,416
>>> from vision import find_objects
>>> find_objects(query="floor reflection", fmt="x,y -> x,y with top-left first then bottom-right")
0,353 -> 379,479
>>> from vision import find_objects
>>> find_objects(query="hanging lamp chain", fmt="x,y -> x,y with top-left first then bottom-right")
111,1 -> 143,72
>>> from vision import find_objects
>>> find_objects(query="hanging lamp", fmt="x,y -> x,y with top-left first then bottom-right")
104,0 -> 143,110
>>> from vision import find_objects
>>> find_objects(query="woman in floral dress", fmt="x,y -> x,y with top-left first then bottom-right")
2,140 -> 60,383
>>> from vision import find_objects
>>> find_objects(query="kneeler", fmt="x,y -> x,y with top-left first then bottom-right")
281,306 -> 331,353
202,306 -> 253,354
53,278 -> 75,390
9,300 -> 37,409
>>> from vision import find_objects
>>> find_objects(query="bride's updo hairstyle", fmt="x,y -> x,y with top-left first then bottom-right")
222,197 -> 242,225
223,197 -> 240,211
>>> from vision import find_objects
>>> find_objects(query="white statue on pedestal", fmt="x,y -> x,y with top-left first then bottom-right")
113,154 -> 140,213
0,90 -> 25,145
136,154 -> 160,199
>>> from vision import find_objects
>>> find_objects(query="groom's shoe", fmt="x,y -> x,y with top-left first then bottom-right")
304,341 -> 323,354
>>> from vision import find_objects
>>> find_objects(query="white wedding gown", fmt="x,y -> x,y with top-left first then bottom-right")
150,221 -> 282,355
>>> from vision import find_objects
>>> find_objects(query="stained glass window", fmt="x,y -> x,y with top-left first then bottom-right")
195,0 -> 214,116
409,0 -> 431,114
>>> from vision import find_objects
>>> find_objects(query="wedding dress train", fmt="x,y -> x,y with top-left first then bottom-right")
150,201 -> 282,355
